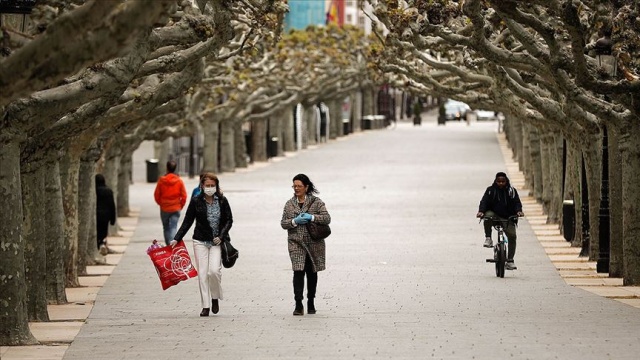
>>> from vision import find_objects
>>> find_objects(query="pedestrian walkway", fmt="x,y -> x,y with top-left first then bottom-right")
3,119 -> 640,360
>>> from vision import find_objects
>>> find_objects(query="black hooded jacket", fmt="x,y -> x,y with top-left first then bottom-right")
478,175 -> 522,218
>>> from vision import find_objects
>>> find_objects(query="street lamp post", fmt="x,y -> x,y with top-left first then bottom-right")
594,34 -> 615,273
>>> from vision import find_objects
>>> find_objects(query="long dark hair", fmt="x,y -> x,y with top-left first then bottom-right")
293,173 -> 319,195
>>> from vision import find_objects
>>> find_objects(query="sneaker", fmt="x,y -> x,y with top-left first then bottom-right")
99,244 -> 109,256
483,237 -> 493,248
506,261 -> 517,270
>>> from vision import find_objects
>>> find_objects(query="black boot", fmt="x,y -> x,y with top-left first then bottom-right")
293,300 -> 304,316
293,271 -> 304,316
307,299 -> 316,314
200,308 -> 210,317
306,270 -> 318,314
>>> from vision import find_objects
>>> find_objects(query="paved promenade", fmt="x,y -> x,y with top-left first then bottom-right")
4,116 -> 640,359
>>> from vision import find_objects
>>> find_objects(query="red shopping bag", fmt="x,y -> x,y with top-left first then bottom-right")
148,240 -> 198,290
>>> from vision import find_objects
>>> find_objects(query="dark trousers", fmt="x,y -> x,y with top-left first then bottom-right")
293,255 -> 317,301
483,210 -> 517,261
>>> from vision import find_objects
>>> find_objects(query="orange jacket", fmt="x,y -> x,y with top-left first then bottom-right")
154,173 -> 187,212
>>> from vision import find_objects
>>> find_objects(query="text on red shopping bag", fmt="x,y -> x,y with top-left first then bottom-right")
148,240 -> 198,290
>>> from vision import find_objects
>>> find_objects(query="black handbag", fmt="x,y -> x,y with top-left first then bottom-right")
306,197 -> 331,241
307,222 -> 331,241
220,241 -> 239,268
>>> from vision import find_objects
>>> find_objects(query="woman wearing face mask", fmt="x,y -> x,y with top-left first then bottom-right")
172,172 -> 233,317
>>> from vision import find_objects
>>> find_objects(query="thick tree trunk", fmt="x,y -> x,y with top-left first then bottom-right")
77,155 -> 96,272
608,126 -> 623,277
219,120 -> 235,172
305,106 -> 318,146
282,108 -> 296,152
44,158 -> 68,305
584,143 -> 602,261
0,140 -> 38,345
547,133 -> 563,224
251,118 -> 268,162
540,132 -> 552,214
202,116 -> 221,172
529,126 -> 543,201
362,86 -> 374,117
620,123 -> 640,285
118,152 -> 132,217
521,124 -> 533,195
21,162 -> 50,321
352,91 -> 362,133
60,152 -> 81,287
234,122 -> 248,168
328,99 -> 341,139
566,140 -> 583,248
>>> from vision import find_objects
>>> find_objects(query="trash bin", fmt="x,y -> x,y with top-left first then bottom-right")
267,137 -> 278,158
145,159 -> 159,183
562,200 -> 575,242
362,115 -> 373,130
343,119 -> 351,135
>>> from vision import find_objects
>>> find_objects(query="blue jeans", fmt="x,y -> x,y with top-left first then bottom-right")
160,211 -> 180,245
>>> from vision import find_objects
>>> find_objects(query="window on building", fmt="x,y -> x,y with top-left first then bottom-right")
346,14 -> 352,23
358,15 -> 365,26
346,0 -> 354,6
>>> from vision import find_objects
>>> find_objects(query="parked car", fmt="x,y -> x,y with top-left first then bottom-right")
443,100 -> 471,121
474,109 -> 498,121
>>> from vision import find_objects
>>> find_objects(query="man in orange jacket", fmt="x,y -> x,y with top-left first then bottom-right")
154,160 -> 187,245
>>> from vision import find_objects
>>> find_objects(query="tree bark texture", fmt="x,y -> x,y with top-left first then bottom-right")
250,118 -> 268,162
60,153 -> 81,287
521,124 -> 533,196
77,156 -> 96,273
529,126 -> 543,202
547,133 -> 564,224
44,159 -> 68,305
328,99 -> 341,139
305,106 -> 318,146
608,126 -> 623,277
540,132 -> 552,214
118,152 -> 132,217
282,108 -> 296,153
584,144 -> 602,262
565,141 -> 582,247
219,120 -> 235,172
620,123 -> 640,285
103,149 -> 121,237
233,122 -> 248,168
0,140 -> 38,345
20,163 -> 50,322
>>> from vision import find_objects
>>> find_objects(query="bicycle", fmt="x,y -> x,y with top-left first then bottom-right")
481,215 -> 519,278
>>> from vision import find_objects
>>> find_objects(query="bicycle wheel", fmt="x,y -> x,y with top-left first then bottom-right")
496,242 -> 506,278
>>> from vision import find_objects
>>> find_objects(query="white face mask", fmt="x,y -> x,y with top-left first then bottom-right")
203,187 -> 216,196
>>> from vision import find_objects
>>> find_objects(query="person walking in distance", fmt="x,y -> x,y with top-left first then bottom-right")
95,174 -> 116,256
171,172 -> 233,317
476,172 -> 524,270
280,174 -> 331,315
154,160 -> 187,245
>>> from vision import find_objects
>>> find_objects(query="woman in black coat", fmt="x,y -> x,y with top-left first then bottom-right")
172,172 -> 233,317
95,174 -> 116,255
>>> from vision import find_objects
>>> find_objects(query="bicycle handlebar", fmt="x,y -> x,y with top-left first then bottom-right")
478,215 -> 521,228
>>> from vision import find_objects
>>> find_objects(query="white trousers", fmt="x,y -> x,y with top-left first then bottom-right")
192,241 -> 223,308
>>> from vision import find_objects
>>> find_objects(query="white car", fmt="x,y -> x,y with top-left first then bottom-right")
443,100 -> 471,121
474,110 -> 497,121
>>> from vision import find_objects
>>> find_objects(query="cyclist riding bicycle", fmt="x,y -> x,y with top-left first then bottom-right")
476,172 -> 524,270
